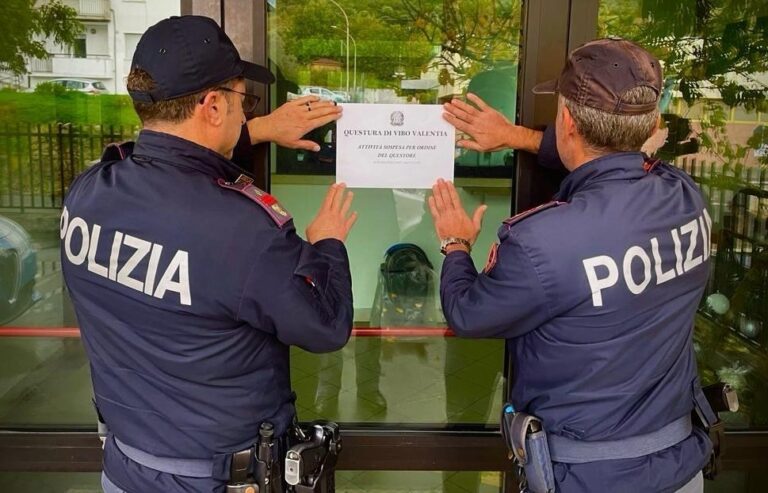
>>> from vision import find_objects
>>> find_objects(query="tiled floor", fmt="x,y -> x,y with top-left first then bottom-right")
0,333 -> 504,427
1,470 -> 766,492
290,337 -> 504,425
0,471 -> 502,493
335,471 -> 502,492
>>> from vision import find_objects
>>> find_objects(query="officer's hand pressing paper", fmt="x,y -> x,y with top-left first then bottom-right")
248,95 -> 342,152
306,183 -> 358,243
443,93 -> 543,154
428,178 -> 487,255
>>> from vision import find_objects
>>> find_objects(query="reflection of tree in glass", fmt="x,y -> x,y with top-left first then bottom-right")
693,314 -> 766,428
277,0 -> 431,86
395,0 -> 521,78
600,0 -> 766,105
0,0 -> 83,75
275,0 -> 521,89
599,0 -> 767,163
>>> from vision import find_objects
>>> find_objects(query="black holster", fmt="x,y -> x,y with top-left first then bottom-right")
284,420 -> 342,493
693,382 -> 739,480
227,422 -> 286,493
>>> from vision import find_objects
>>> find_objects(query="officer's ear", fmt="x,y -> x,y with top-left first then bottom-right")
649,113 -> 662,139
559,101 -> 578,138
198,90 -> 226,127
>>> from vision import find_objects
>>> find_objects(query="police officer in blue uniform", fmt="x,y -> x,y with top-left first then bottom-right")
60,16 -> 357,493
432,39 -> 713,492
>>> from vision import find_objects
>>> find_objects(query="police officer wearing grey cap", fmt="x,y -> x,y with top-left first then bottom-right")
61,15 -> 356,493
432,38 -> 714,492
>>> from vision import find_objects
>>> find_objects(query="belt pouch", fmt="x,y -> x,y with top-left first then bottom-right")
523,430 -> 555,493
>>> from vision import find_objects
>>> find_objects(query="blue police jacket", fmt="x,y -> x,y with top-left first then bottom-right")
61,129 -> 353,492
441,127 -> 712,492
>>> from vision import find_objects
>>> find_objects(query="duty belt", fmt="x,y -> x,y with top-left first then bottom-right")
547,414 -> 692,463
502,380 -> 739,493
503,411 -> 694,493
115,436 -> 221,477
107,419 -> 341,493
107,421 -> 286,487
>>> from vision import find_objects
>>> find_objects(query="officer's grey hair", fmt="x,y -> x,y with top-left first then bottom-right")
561,87 -> 660,154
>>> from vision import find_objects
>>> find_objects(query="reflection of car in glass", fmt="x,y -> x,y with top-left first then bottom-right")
334,90 -> 351,102
0,217 -> 37,324
301,86 -> 347,103
48,78 -> 108,94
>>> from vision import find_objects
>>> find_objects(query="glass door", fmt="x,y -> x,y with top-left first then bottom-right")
267,0 -> 521,432
263,5 -> 529,488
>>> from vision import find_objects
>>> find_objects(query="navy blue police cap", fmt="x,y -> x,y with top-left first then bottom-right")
129,15 -> 275,103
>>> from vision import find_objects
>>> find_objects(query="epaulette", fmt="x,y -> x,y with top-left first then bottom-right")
643,157 -> 661,172
217,175 -> 292,228
100,141 -> 135,162
503,201 -> 565,228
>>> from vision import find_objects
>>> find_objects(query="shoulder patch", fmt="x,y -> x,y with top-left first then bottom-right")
217,176 -> 292,228
483,242 -> 499,274
503,201 -> 565,228
643,156 -> 661,172
100,141 -> 135,162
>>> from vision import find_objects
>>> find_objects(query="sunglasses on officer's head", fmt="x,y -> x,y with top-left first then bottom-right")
199,87 -> 260,113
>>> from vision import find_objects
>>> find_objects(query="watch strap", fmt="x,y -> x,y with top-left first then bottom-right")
440,237 -> 472,255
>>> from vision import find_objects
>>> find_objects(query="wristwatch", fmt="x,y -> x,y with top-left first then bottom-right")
440,237 -> 472,256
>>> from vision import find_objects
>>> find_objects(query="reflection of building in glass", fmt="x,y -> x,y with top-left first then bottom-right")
399,52 -> 469,104
6,0 -> 179,93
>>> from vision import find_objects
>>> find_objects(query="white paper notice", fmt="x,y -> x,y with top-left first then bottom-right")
336,103 -> 455,189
